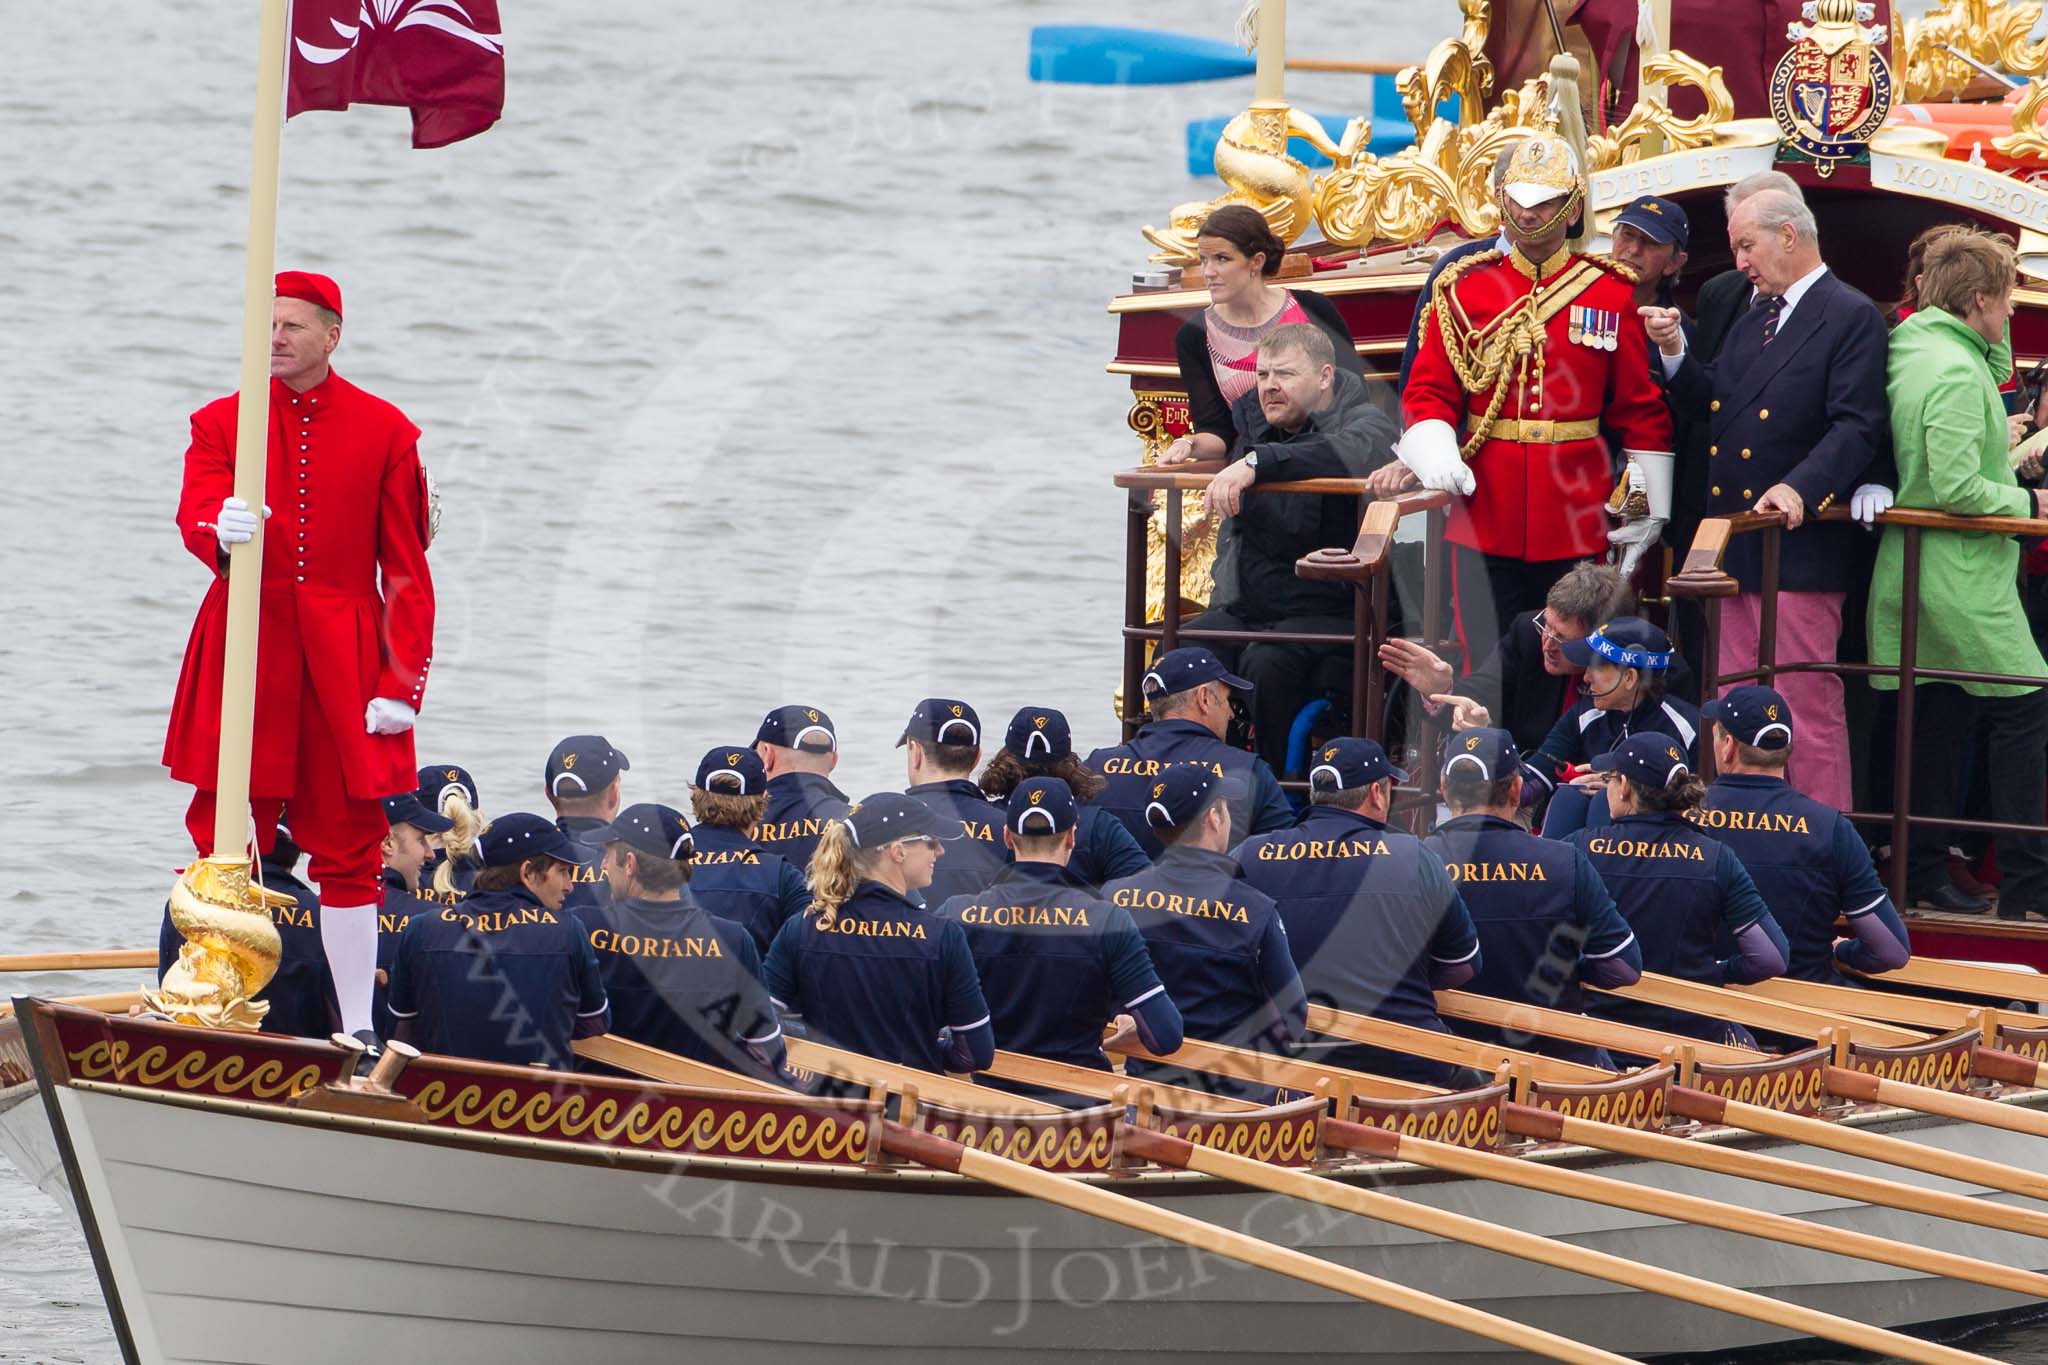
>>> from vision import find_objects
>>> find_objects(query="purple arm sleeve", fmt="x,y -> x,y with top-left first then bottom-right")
1725,920 -> 1789,985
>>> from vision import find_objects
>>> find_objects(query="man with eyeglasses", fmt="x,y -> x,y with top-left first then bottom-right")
1377,562 -> 1644,753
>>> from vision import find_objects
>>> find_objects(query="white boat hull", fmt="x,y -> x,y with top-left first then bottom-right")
43,1080 -> 2048,1364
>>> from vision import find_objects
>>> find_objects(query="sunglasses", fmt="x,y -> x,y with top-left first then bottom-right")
891,835 -> 941,851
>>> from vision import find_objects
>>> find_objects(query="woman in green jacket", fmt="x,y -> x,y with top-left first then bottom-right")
1874,228 -> 2048,920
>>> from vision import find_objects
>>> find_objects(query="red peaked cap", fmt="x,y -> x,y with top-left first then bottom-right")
275,271 -> 342,319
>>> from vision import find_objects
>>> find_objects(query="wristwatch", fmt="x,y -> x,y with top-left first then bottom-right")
1243,450 -> 1259,470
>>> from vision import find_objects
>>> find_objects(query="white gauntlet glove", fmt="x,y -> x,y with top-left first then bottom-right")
1850,484 -> 1894,529
1607,450 -> 1674,579
365,698 -> 417,736
213,496 -> 270,549
1395,419 -> 1477,495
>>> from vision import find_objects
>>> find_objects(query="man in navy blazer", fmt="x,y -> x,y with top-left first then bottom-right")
1642,188 -> 1890,811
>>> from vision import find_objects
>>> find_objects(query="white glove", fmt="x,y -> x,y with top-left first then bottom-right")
1606,451 -> 1674,579
1850,484 -> 1894,529
365,698 -> 417,736
214,496 -> 270,548
1608,518 -> 1666,579
1395,419 -> 1477,495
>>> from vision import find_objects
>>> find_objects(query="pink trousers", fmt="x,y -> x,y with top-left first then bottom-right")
1717,591 -> 1852,811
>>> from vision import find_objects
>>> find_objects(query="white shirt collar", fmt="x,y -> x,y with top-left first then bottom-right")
1773,263 -> 1829,326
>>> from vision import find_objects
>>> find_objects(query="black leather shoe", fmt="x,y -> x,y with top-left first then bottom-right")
1912,883 -> 1992,915
1997,905 -> 2048,923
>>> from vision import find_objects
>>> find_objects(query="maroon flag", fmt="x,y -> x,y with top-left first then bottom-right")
288,0 -> 505,149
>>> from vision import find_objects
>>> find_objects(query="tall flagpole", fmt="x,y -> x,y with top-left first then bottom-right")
214,0 -> 291,860
145,0 -> 291,1029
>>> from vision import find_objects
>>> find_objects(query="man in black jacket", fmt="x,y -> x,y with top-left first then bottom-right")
1179,323 -> 1399,772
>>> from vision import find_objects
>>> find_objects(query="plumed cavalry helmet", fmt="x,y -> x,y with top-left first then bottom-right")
1495,131 -> 1585,235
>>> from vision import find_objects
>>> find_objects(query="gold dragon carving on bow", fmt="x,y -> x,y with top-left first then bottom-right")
1900,0 -> 2048,101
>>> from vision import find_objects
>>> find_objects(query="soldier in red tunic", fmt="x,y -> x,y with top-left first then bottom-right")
1395,132 -> 1675,662
164,271 -> 435,1044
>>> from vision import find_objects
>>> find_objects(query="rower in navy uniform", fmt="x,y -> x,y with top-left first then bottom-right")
751,704 -> 851,870
373,791 -> 455,1042
579,802 -> 786,1081
416,762 -> 482,902
385,812 -> 610,1068
685,746 -> 810,954
978,706 -> 1150,887
1423,729 -> 1641,1066
1087,647 -> 1294,858
1104,764 -> 1304,1100
939,778 -> 1182,1096
1233,737 -> 1480,1086
1528,617 -> 1701,837
899,697 -> 1006,904
1570,734 -> 1789,1046
761,793 -> 992,1075
158,818 -> 332,1039
1699,686 -> 1909,985
543,734 -> 630,914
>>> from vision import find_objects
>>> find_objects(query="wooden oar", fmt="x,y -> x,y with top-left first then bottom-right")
1110,1031 -> 1442,1101
1592,973 -> 1926,1045
1324,1117 -> 2048,1300
0,950 -> 157,974
1027,26 -> 1409,84
572,1035 -> 788,1095
881,1121 -> 1633,1365
0,991 -> 143,1022
1858,955 -> 2048,1007
984,1050 -> 1261,1112
1305,1004 -> 1610,1083
1120,1124 -> 2000,1365
1514,1098 -> 2048,1238
1736,977 -> 2039,1034
1434,990 -> 1758,1063
1818,1064 -> 2048,1142
783,1037 -> 1060,1116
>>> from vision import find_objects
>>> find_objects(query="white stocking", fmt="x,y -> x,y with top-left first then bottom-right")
319,899 -> 380,1037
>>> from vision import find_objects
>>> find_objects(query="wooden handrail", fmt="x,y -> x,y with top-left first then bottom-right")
1297,489 -> 1457,583
1113,461 -> 1380,495
1670,504 -> 2048,598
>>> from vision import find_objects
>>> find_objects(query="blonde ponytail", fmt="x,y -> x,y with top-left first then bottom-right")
806,820 -> 863,930
431,791 -> 486,897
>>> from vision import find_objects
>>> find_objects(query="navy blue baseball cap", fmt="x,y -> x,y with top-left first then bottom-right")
582,802 -> 695,862
1142,763 -> 1239,831
381,791 -> 455,835
757,704 -> 837,753
1614,194 -> 1689,250
1442,727 -> 1529,784
1005,706 -> 1073,761
545,735 -> 630,799
417,763 -> 479,812
1007,777 -> 1079,836
842,793 -> 956,849
1591,734 -> 1692,789
695,745 -> 768,795
1141,646 -> 1251,700
477,812 -> 595,868
899,698 -> 982,748
1561,617 -> 1673,671
1309,736 -> 1407,791
1703,685 -> 1794,751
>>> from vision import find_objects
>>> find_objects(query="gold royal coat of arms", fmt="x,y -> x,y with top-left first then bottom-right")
1770,0 -> 1895,174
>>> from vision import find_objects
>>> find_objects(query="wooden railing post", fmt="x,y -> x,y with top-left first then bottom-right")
1757,524 -> 1781,688
1889,526 -> 1922,911
1123,486 -> 1150,740
1162,486 -> 1184,654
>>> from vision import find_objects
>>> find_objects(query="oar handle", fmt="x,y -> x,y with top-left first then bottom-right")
1286,57 -> 1408,76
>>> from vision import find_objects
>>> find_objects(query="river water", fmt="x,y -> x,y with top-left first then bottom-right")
1,0 -> 2040,1360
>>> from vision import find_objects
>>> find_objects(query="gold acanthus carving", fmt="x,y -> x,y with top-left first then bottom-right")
1586,53 -> 1736,169
1995,80 -> 2048,159
142,855 -> 284,1031
1901,0 -> 2048,100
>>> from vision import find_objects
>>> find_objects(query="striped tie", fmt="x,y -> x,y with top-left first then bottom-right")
1758,293 -> 1785,345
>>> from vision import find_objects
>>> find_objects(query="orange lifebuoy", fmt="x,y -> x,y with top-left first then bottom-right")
1885,90 -> 2048,171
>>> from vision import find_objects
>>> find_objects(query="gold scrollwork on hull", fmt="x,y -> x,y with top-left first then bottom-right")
1902,0 -> 2048,100
66,1039 -> 324,1101
1173,1115 -> 1322,1165
408,1079 -> 870,1163
1128,390 -> 1218,618
922,1119 -> 1115,1171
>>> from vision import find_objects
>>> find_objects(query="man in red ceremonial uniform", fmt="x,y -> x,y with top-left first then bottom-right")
165,271 -> 435,1045
1393,132 -> 1675,663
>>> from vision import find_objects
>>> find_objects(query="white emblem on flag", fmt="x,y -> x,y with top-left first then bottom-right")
297,0 -> 505,66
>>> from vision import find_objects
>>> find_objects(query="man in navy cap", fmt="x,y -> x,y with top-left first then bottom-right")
1699,687 -> 1910,982
937,778 -> 1183,1096
1087,647 -> 1294,858
158,819 -> 333,1039
752,704 -> 851,870
578,802 -> 787,1080
386,812 -> 610,1067
373,791 -> 455,1042
685,746 -> 812,954
1610,195 -> 1690,310
1571,734 -> 1787,1044
1424,729 -> 1640,1064
1233,737 -> 1480,1086
899,698 -> 1007,906
544,734 -> 631,914
1105,764 -> 1304,1098
979,707 -> 1151,888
